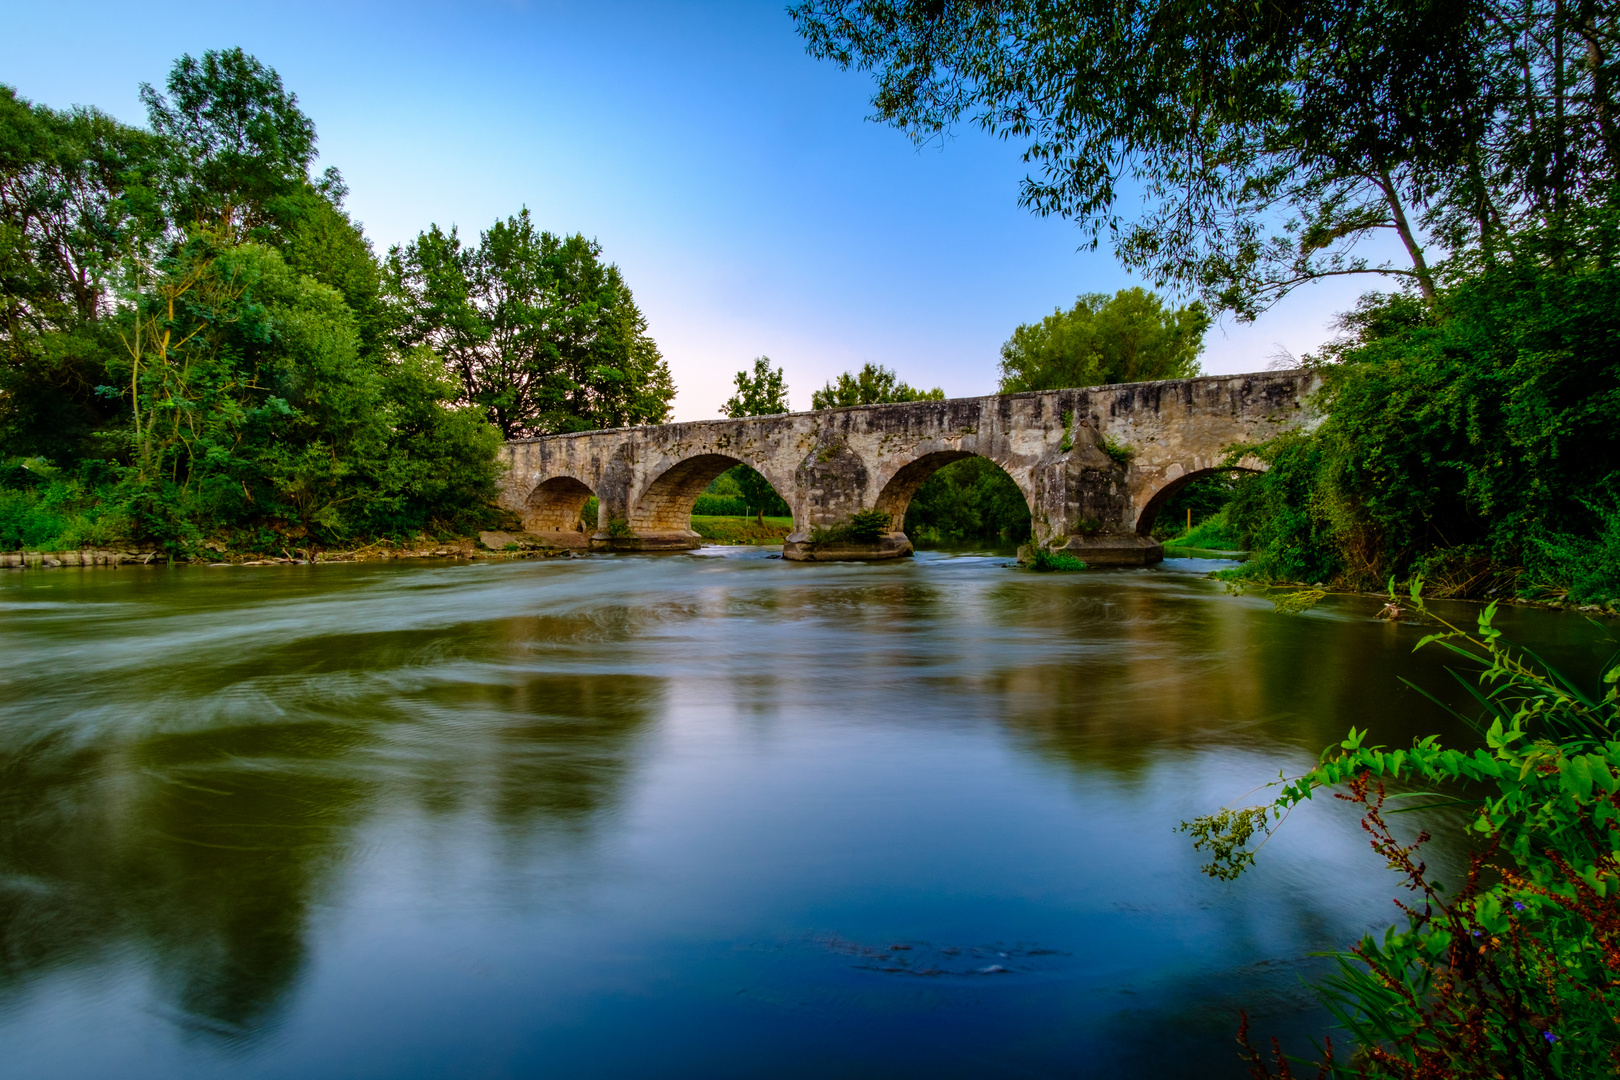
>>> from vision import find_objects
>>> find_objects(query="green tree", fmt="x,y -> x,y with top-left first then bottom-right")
388,209 -> 674,438
140,47 -> 329,238
712,356 -> 792,517
0,86 -> 159,463
792,0 -> 1617,317
0,49 -> 503,555
904,456 -> 1030,542
998,287 -> 1208,393
1224,233 -> 1620,601
809,361 -> 942,408
721,355 -> 789,417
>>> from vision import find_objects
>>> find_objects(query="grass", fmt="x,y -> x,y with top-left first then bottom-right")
1162,512 -> 1245,553
691,514 -> 793,545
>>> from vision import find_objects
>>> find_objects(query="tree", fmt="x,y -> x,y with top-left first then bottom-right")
721,356 -> 789,417
0,50 -> 504,555
0,87 -> 159,464
714,357 -> 792,518
388,210 -> 675,438
791,0 -> 1619,318
809,361 -> 942,408
998,287 -> 1208,393
140,47 -> 330,238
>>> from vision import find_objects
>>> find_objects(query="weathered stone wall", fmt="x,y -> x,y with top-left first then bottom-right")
497,369 -> 1323,564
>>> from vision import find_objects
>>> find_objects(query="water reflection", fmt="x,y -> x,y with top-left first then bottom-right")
0,553 -> 1609,1077
0,565 -> 661,1043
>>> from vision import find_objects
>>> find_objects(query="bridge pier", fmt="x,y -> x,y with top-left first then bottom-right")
781,531 -> 913,562
1041,533 -> 1164,566
589,531 -> 701,552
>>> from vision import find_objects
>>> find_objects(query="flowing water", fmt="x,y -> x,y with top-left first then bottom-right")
0,547 -> 1611,1078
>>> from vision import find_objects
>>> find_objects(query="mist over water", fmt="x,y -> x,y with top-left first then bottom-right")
1,549 -> 1607,1077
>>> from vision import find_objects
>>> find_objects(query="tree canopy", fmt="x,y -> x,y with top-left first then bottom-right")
388,210 -> 674,439
1,48 -> 676,554
721,356 -> 790,417
998,287 -> 1208,392
809,361 -> 942,408
792,0 -> 1619,317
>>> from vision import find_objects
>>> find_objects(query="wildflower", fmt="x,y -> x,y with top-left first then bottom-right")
1544,1031 -> 1559,1044
1513,902 -> 1525,911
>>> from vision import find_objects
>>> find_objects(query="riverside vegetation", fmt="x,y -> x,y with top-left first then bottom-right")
0,49 -> 673,558
1186,586 -> 1620,1077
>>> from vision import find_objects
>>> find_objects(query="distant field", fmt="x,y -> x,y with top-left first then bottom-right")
691,515 -> 793,545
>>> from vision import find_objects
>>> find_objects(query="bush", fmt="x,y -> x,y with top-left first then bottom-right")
1221,245 -> 1620,595
1026,547 -> 1087,572
692,494 -> 748,516
1190,593 -> 1620,1075
1525,502 -> 1620,605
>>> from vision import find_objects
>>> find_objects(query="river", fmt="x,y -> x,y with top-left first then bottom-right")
0,547 -> 1610,1078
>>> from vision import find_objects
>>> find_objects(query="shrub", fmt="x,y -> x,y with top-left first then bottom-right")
1188,589 -> 1620,1074
1027,547 -> 1087,572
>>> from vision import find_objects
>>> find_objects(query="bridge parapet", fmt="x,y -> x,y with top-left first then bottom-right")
497,369 -> 1322,564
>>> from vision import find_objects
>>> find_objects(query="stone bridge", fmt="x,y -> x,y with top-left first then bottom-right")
496,370 -> 1322,564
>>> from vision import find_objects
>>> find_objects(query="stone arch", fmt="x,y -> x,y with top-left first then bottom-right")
525,475 -> 597,546
1132,457 -> 1266,536
627,453 -> 795,538
872,450 -> 1038,533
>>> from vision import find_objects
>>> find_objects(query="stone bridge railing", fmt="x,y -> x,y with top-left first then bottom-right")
496,369 -> 1322,564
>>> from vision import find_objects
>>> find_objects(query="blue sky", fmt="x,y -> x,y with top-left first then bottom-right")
6,0 -> 1378,420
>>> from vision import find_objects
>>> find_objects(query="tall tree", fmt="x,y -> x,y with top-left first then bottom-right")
809,361 -> 942,408
998,287 -> 1208,393
713,356 -> 792,517
140,47 -> 333,238
721,356 -> 790,417
791,0 -> 1618,317
0,87 -> 160,462
388,210 -> 674,438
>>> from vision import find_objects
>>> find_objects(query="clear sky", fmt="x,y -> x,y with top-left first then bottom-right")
5,0 -> 1379,420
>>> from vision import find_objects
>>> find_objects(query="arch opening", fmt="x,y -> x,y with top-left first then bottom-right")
874,451 -> 1034,544
1134,465 -> 1263,545
525,476 -> 598,547
628,453 -> 794,539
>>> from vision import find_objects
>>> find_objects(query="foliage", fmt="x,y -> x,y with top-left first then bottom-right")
792,0 -> 1618,318
712,359 -> 794,518
1098,435 -> 1134,466
1184,589 -> 1620,1075
387,209 -> 674,438
809,507 -> 892,546
1162,509 -> 1244,551
1026,546 -> 1087,572
140,47 -> 321,238
1270,587 -> 1328,615
722,356 -> 790,417
1153,474 -> 1246,542
904,456 -> 1030,541
0,87 -> 158,465
1223,237 -> 1620,601
999,288 -> 1208,392
0,49 -> 598,554
692,493 -> 748,517
810,361 -> 942,409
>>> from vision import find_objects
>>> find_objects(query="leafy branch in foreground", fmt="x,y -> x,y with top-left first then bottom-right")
1181,580 -> 1620,1076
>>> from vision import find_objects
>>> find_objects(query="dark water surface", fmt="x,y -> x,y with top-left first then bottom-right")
1,548 -> 1611,1078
